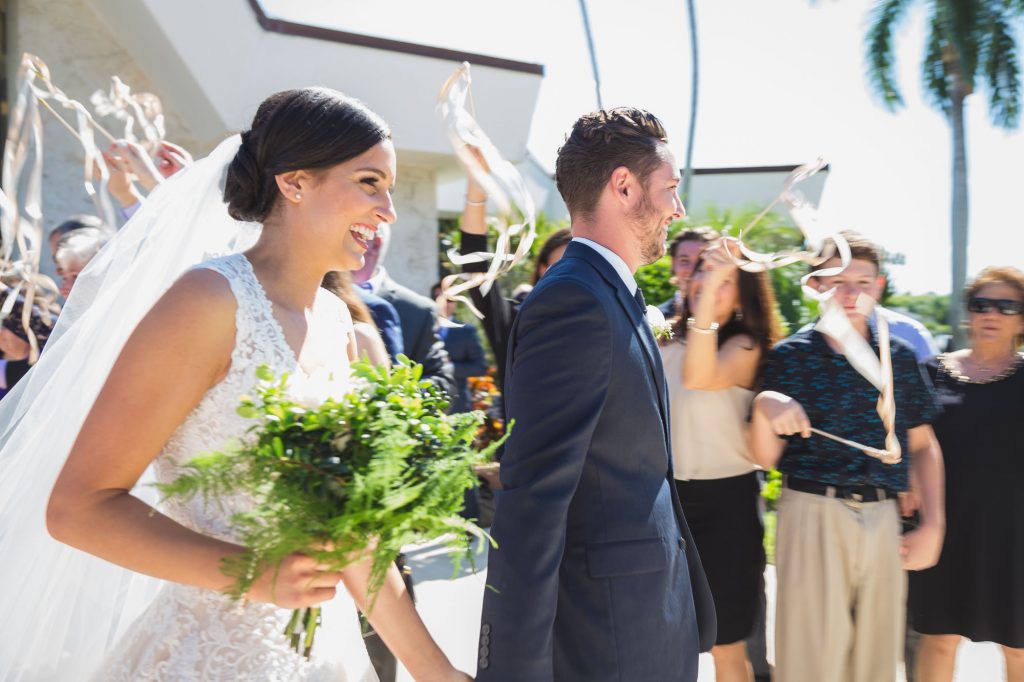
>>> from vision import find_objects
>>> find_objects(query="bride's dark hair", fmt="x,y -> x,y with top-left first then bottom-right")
224,87 -> 391,222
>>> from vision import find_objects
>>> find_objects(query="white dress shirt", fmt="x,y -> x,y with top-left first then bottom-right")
571,237 -> 638,295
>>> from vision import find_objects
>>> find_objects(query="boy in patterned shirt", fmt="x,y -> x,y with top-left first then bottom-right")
749,231 -> 945,682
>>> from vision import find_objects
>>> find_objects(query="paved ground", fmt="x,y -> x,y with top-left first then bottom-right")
398,539 -> 1006,681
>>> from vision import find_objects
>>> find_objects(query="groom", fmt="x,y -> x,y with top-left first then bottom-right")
477,108 -> 715,681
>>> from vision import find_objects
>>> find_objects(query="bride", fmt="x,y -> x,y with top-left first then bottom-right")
0,88 -> 470,681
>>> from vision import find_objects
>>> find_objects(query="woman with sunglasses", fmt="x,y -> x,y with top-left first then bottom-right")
909,266 -> 1024,682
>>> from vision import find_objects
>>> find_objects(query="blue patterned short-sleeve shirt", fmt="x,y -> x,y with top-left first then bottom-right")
760,327 -> 939,491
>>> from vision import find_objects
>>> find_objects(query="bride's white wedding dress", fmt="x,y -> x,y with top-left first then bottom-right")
91,253 -> 377,682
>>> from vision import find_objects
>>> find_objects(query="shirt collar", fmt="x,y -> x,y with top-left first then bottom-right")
808,324 -> 880,355
571,237 -> 638,295
366,267 -> 387,294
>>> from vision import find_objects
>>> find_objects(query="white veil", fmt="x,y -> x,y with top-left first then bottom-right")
0,134 -> 260,681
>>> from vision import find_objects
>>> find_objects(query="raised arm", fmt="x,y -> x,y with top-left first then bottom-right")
682,241 -> 760,391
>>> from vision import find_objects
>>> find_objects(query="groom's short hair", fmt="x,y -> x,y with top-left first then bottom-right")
555,107 -> 668,220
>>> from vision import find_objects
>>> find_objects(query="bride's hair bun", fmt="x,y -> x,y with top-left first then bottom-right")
224,131 -> 273,222
223,88 -> 391,224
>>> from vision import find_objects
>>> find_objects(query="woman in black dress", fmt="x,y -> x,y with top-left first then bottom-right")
910,266 -> 1024,682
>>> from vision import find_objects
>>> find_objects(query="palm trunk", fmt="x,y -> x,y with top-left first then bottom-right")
681,0 -> 699,205
949,87 -> 969,349
578,0 -> 603,109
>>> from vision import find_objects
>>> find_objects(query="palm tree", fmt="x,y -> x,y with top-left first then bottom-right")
863,0 -> 1022,348
681,0 -> 699,204
578,0 -> 604,109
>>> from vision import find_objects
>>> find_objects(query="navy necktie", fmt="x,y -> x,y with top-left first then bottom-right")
634,287 -> 646,312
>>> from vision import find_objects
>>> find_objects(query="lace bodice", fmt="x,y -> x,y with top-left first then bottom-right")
93,253 -> 373,682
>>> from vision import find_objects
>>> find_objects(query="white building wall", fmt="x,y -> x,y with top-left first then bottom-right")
387,164 -> 438,296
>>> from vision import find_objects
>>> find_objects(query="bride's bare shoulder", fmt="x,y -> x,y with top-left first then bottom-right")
131,268 -> 237,360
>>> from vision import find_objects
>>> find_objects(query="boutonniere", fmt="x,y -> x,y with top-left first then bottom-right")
645,305 -> 674,342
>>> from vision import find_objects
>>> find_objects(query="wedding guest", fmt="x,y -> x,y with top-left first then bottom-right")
803,249 -> 939,362
658,227 -> 719,318
431,282 -> 488,413
54,226 -> 110,298
909,266 -> 1024,682
749,231 -> 945,682
47,215 -> 108,262
661,241 -> 781,682
352,223 -> 455,398
0,295 -> 54,396
358,288 -> 404,362
458,163 -> 572,390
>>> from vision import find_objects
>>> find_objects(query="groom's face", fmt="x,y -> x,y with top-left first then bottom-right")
630,148 -> 685,266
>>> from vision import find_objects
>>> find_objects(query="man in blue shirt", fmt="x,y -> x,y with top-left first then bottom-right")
750,231 -> 945,682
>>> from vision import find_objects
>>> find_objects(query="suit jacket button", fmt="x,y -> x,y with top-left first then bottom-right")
678,536 -> 686,550
478,657 -> 490,669
479,645 -> 490,658
481,623 -> 492,635
481,634 -> 491,646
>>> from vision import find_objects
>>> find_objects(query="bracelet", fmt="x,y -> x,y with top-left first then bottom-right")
465,196 -> 487,206
686,317 -> 719,334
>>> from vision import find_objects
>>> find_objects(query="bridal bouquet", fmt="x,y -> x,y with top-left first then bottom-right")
159,357 -> 507,657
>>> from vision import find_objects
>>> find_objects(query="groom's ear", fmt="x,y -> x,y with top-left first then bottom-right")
609,166 -> 635,208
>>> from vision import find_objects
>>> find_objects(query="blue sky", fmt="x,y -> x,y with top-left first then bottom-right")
264,0 -> 1022,294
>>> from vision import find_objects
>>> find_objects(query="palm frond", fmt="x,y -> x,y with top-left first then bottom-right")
921,11 -> 954,115
866,0 -> 915,109
936,0 -> 982,89
981,4 -> 1022,128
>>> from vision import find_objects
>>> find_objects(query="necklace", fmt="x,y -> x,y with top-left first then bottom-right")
941,352 -> 1024,384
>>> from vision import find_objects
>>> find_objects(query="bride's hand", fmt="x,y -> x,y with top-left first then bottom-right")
243,553 -> 343,609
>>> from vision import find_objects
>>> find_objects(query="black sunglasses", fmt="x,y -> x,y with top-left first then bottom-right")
967,297 -> 1024,316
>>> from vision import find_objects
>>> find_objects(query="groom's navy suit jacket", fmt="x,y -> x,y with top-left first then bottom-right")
478,241 -> 716,681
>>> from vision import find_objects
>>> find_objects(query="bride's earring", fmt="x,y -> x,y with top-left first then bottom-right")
734,308 -> 744,322
294,192 -> 302,202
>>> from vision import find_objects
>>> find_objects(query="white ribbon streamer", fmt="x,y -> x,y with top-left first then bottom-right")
435,63 -> 536,316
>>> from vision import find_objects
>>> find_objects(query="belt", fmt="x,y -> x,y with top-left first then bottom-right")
783,476 -> 896,503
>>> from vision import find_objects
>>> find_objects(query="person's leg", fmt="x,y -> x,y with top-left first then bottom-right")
1003,645 -> 1024,682
711,641 -> 753,682
746,485 -> 771,681
774,489 -> 855,682
904,613 -> 921,682
914,634 -> 960,682
850,499 -> 904,682
745,576 -> 771,682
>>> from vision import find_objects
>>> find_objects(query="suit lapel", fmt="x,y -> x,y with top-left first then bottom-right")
567,243 -> 670,443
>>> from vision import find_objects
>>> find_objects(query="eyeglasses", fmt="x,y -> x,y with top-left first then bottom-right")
967,297 -> 1024,316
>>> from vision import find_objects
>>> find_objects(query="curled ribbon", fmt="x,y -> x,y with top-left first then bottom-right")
20,54 -> 119,232
91,76 -> 166,154
435,62 -> 537,321
714,159 -> 901,464
0,54 -> 92,362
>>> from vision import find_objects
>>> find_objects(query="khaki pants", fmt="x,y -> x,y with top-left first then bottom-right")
775,488 -> 905,682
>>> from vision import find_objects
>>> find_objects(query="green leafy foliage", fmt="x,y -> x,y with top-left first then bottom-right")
885,292 -> 952,336
158,357 -> 508,605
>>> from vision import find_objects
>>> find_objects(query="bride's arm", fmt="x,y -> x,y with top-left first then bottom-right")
46,270 -> 337,608
342,561 -> 470,682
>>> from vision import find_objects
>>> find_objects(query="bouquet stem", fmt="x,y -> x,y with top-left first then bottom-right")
283,606 -> 321,659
